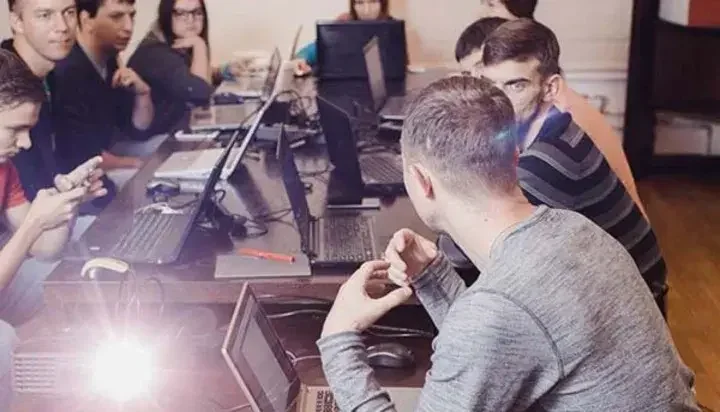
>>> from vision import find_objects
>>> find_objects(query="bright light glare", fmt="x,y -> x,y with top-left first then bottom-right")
91,339 -> 154,402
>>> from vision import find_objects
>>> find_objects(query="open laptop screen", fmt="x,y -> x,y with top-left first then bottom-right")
222,284 -> 299,412
316,96 -> 364,184
277,128 -> 312,253
262,48 -> 282,101
364,37 -> 387,112
316,19 -> 407,80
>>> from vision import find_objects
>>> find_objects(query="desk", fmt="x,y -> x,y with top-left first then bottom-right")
44,70 -> 451,306
14,298 -> 432,411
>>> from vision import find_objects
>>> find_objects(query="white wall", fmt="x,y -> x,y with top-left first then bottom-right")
0,0 -> 633,70
0,1 -> 633,128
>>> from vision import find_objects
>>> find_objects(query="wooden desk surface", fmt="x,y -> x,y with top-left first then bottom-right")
45,71 -> 451,306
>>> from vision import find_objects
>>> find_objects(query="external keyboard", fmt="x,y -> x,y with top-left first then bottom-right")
323,215 -> 376,262
109,210 -> 194,264
360,156 -> 403,183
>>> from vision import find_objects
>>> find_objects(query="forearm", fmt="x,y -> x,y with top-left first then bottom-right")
190,47 -> 211,84
29,218 -> 73,261
131,93 -> 154,131
412,253 -> 467,329
317,332 -> 397,412
0,221 -> 41,289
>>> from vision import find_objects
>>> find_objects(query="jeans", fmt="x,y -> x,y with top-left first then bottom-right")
0,259 -> 50,410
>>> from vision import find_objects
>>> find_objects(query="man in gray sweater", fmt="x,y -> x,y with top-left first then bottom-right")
316,76 -> 698,411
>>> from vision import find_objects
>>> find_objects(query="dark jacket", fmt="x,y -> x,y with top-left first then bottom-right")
1,39 -> 57,200
128,24 -> 213,137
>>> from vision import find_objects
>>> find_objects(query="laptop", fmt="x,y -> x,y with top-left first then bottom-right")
317,96 -> 404,196
189,48 -> 283,131
153,145 -> 245,181
224,47 -> 283,99
221,284 -> 421,412
316,20 -> 407,80
364,37 -> 406,121
277,125 -> 378,267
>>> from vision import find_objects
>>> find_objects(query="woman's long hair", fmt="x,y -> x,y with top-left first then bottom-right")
157,0 -> 210,47
348,0 -> 390,20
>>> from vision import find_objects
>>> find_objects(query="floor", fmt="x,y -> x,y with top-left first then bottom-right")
11,175 -> 720,411
639,175 -> 720,411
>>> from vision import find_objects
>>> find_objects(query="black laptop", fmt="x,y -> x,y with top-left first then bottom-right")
364,36 -> 406,121
277,126 -> 379,268
317,96 -> 405,198
316,19 -> 407,80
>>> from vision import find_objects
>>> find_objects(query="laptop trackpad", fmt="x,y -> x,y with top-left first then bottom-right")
214,253 -> 311,279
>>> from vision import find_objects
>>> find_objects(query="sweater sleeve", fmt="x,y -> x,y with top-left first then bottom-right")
317,291 -> 561,412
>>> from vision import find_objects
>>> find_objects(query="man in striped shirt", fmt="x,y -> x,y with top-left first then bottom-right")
441,18 -> 668,315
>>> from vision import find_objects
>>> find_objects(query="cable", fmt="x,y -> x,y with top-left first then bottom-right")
258,294 -> 332,305
267,309 -> 328,320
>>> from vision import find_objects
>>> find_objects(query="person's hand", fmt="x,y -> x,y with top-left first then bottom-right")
293,59 -> 312,77
54,156 -> 108,202
112,67 -> 151,96
321,261 -> 413,338
384,229 -> 438,287
172,36 -> 205,51
26,187 -> 87,231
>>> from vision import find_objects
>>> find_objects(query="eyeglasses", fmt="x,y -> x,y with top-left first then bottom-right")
172,8 -> 204,20
353,0 -> 381,5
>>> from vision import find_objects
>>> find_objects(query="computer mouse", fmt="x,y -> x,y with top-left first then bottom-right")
367,342 -> 415,369
146,179 -> 181,196
81,257 -> 129,281
213,92 -> 244,105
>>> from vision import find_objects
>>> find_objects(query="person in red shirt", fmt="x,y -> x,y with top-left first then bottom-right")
0,49 -> 107,410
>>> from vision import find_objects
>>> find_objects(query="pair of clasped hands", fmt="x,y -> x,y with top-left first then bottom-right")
27,157 -> 107,231
321,229 -> 438,338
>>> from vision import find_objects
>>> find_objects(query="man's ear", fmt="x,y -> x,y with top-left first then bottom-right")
410,163 -> 434,199
78,10 -> 93,32
10,10 -> 23,36
542,74 -> 562,104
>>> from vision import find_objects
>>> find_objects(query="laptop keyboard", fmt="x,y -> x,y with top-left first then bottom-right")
109,210 -> 195,264
360,156 -> 403,183
323,215 -> 376,262
314,390 -> 339,412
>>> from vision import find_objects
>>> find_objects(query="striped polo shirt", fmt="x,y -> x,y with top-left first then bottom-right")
517,109 -> 667,299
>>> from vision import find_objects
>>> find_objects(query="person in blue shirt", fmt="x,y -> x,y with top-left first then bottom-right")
294,0 -> 392,76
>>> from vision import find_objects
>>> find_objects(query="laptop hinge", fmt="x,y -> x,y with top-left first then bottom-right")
308,218 -> 320,259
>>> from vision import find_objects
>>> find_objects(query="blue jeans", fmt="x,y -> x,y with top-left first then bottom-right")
0,261 -> 49,410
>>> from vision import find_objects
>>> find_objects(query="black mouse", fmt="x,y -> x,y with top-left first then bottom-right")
367,342 -> 415,369
146,179 -> 180,196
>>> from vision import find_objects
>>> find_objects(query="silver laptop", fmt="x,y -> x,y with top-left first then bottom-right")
153,146 -> 244,180
221,284 -> 421,412
189,102 -> 263,131
364,37 -> 405,121
221,48 -> 282,99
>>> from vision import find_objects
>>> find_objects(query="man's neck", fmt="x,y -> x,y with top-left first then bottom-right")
12,38 -> 54,78
77,31 -> 112,69
443,189 -> 536,270
519,103 -> 553,151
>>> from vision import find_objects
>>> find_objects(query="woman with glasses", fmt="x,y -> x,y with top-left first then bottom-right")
128,0 -> 223,137
294,0 -> 392,76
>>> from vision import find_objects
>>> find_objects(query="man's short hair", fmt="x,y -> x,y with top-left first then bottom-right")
0,49 -> 45,110
455,17 -> 508,62
501,0 -> 538,18
7,0 -> 18,11
401,76 -> 518,196
77,0 -> 135,18
482,18 -> 561,77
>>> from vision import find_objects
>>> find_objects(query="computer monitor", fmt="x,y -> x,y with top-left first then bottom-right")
316,19 -> 407,80
221,284 -> 300,412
